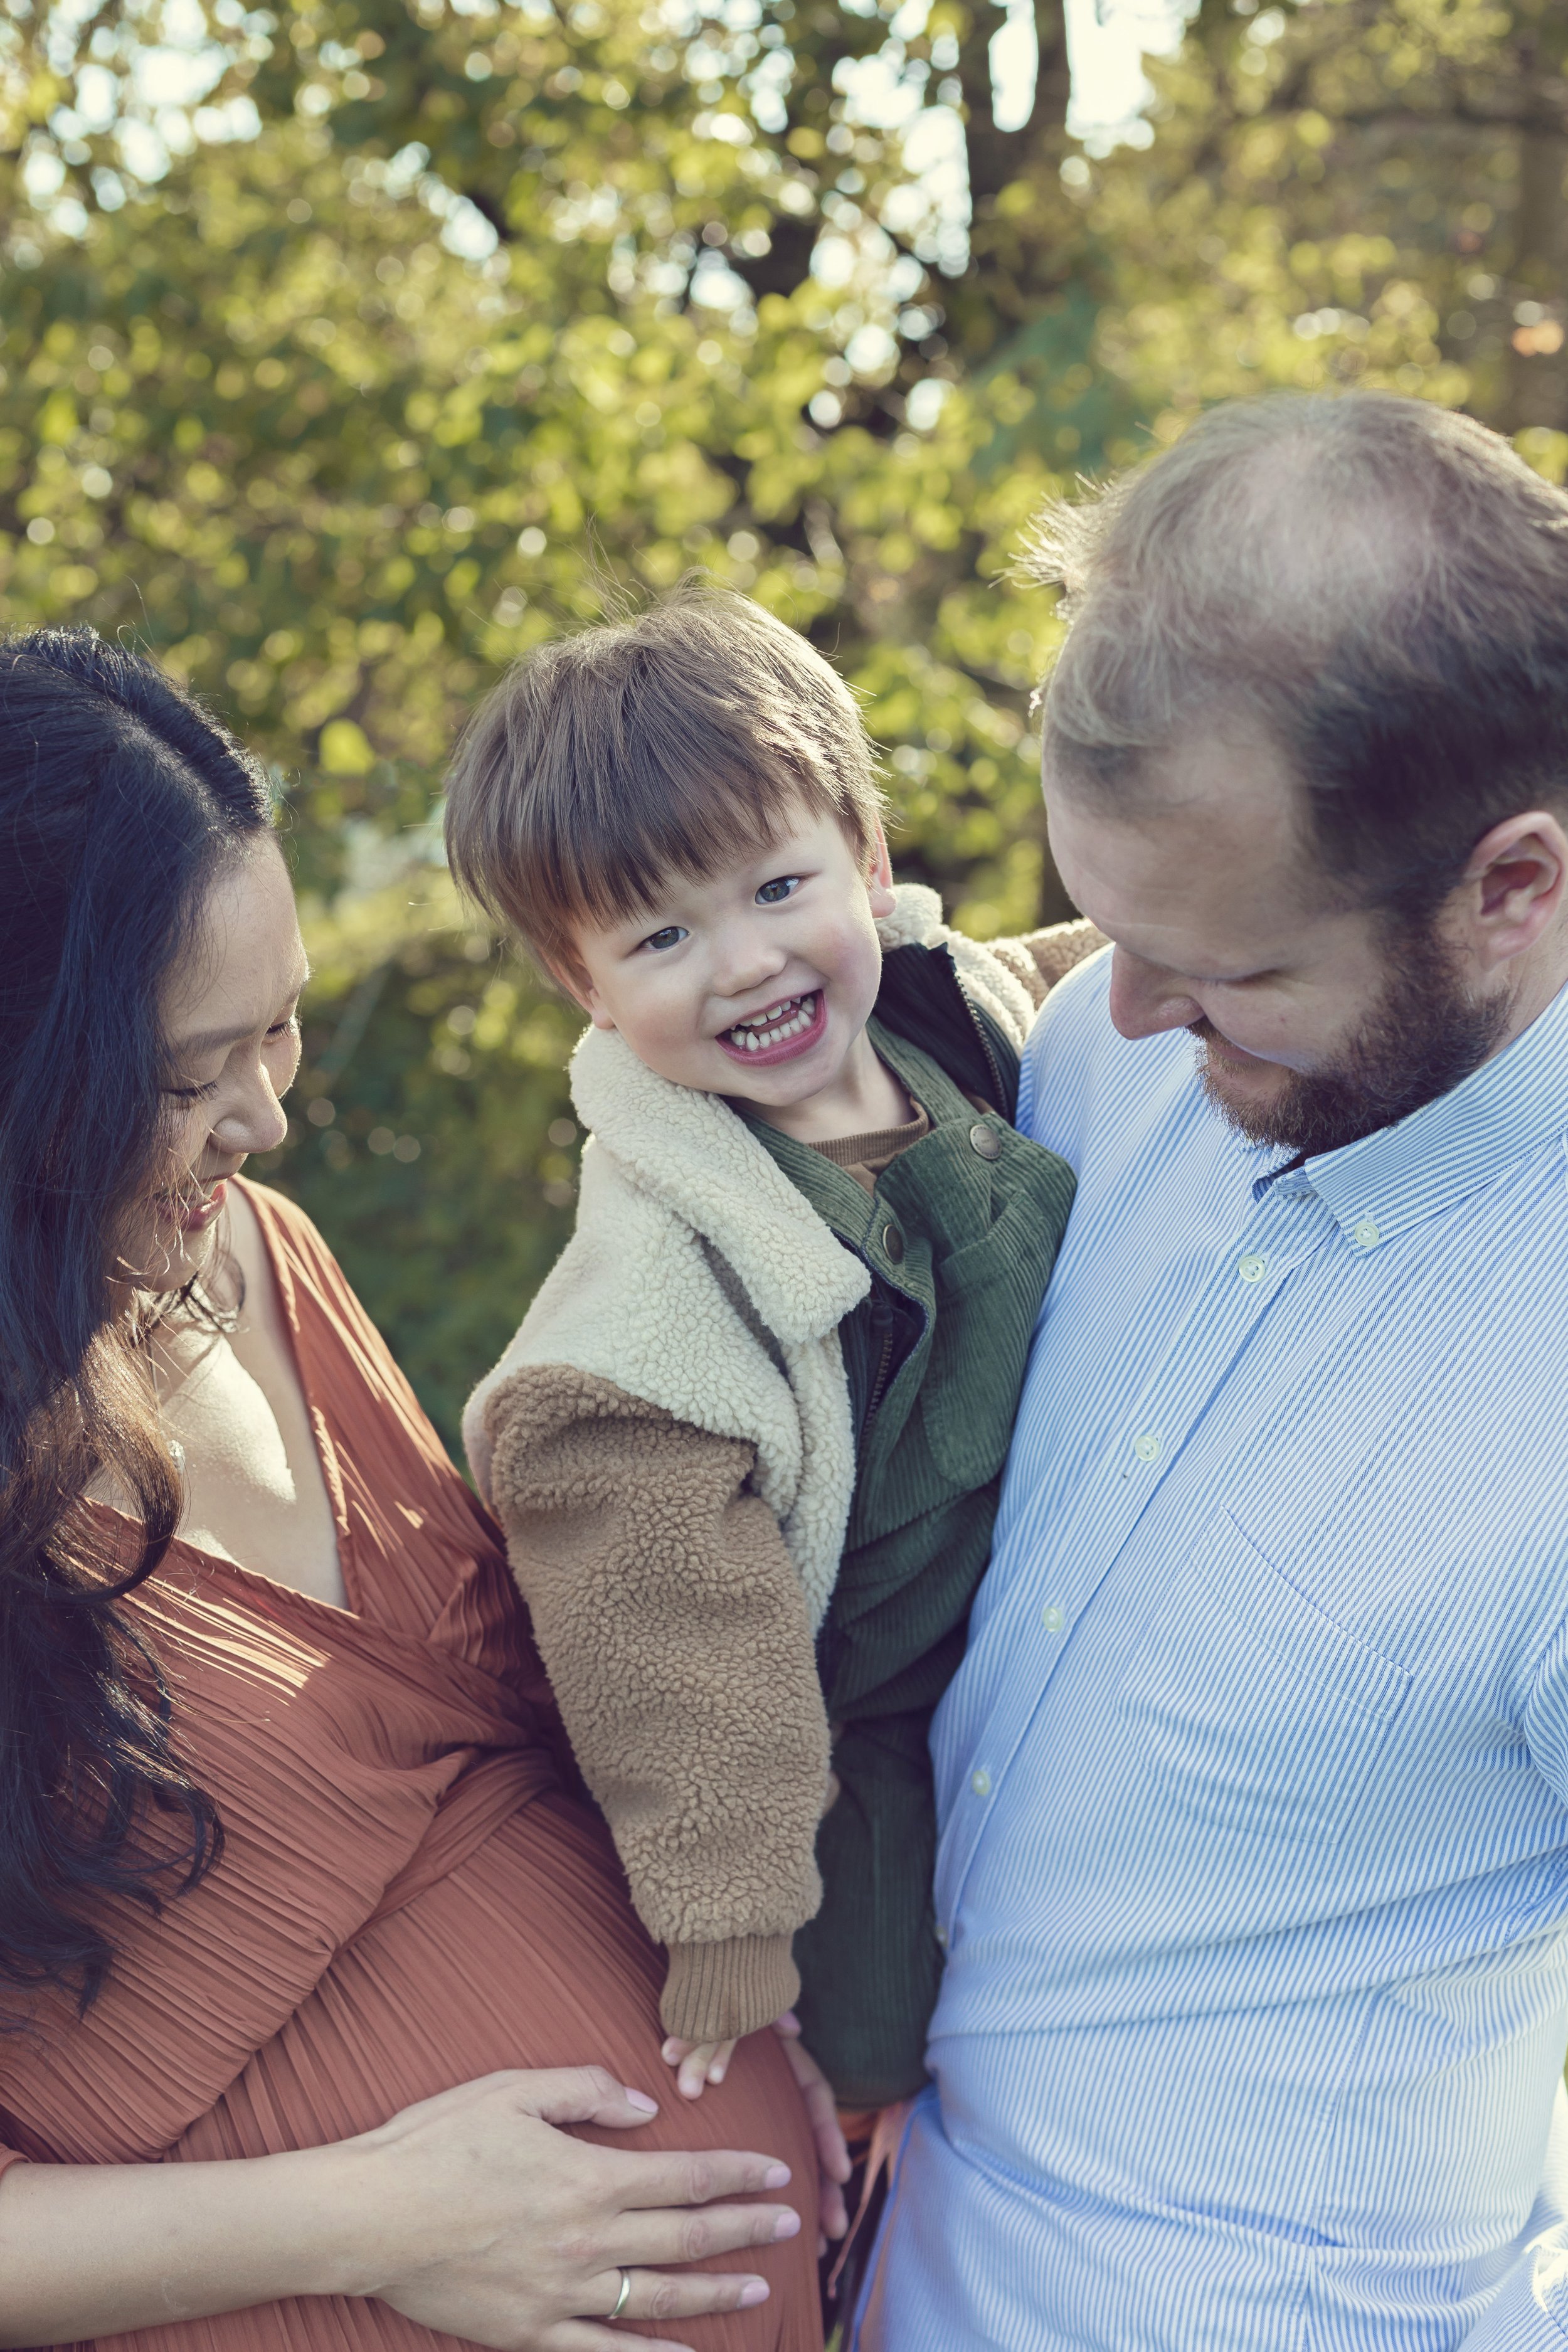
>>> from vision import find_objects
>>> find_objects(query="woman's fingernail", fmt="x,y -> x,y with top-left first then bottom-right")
772,2209 -> 802,2240
763,2163 -> 791,2188
627,2089 -> 659,2114
738,2280 -> 769,2307
709,2065 -> 726,2084
662,2040 -> 678,2062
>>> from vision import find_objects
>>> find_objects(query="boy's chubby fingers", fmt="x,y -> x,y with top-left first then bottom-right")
660,2035 -> 738,2098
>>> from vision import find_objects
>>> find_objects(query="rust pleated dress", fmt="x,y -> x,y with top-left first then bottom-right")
0,1183 -> 822,2352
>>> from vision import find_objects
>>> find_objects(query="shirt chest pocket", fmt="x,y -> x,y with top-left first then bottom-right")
1120,1511 -> 1413,1848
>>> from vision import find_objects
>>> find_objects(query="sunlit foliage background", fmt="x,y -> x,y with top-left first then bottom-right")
2,0 -> 1564,1443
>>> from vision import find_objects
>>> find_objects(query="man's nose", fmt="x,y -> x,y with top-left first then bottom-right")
1106,946 -> 1206,1041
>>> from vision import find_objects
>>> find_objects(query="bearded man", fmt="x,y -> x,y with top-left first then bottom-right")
854,391 -> 1568,2351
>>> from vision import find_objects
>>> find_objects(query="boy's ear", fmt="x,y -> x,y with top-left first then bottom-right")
547,954 -> 613,1029
866,822 -> 896,917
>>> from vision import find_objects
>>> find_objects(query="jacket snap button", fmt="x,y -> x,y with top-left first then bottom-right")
882,1222 -> 904,1263
969,1122 -> 1002,1161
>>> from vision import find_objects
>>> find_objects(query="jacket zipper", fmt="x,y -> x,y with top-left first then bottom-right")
861,1278 -> 899,1436
959,976 -> 1007,1109
858,958 -> 990,1443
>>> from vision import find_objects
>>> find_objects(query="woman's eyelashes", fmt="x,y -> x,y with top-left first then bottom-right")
165,1015 -> 300,1101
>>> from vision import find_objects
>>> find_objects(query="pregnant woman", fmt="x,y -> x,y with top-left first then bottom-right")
0,628 -> 842,2351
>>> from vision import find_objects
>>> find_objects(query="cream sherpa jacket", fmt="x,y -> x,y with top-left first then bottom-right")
465,890 -> 1101,2043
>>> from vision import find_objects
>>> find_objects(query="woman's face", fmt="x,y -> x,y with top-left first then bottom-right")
123,838 -> 308,1294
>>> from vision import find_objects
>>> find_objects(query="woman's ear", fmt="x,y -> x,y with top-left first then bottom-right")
866,824 -> 896,918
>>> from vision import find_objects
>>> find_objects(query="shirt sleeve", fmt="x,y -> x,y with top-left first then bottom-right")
480,1360 -> 832,2047
1456,1639 -> 1568,2342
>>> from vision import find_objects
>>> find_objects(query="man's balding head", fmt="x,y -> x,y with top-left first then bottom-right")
1032,393 -> 1568,1157
1030,391 -> 1568,916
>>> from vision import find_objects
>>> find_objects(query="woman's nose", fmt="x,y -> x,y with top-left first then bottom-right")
1106,946 -> 1205,1041
212,1068 -> 289,1158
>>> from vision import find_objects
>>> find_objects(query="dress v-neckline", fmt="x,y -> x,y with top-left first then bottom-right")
89,1177 -> 360,1624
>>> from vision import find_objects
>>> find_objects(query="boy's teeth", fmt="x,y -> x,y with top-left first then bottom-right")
729,992 -> 816,1047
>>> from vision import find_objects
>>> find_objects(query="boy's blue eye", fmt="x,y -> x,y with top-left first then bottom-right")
641,925 -> 688,953
756,876 -> 800,906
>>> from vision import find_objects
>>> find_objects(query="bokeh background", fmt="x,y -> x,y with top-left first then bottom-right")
1,0 -> 1561,1446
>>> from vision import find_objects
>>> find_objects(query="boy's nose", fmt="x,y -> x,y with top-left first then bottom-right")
712,931 -> 790,1000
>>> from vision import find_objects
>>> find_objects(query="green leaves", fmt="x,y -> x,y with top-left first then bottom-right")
1,0 -> 1547,1438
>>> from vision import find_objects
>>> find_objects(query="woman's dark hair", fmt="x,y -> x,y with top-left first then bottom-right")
0,627 -> 273,2010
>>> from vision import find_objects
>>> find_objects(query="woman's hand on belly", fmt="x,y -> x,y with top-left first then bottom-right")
0,2065 -> 800,2351
338,2065 -> 802,2346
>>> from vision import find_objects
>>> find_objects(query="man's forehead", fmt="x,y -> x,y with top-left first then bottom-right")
1044,723 -> 1328,968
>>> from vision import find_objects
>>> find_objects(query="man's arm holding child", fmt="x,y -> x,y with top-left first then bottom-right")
482,1366 -> 832,2057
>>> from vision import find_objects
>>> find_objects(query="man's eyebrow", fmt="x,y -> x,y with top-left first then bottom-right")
1113,936 -> 1273,985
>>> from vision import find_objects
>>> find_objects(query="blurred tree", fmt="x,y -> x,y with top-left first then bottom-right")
1078,0 -> 1568,452
0,0 -> 1554,1437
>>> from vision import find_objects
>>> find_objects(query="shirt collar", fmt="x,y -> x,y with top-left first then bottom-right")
1246,977 -> 1568,1249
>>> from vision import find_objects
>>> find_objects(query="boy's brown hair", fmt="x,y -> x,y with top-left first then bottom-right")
444,579 -> 885,973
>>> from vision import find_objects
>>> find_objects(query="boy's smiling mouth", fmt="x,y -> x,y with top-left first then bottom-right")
718,990 -> 826,1065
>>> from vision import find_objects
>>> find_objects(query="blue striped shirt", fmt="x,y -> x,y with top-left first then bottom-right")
854,948 -> 1568,2351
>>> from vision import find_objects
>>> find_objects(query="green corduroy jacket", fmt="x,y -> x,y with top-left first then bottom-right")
744,945 -> 1075,2106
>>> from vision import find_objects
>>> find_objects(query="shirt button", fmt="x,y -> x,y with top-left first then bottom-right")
882,1221 -> 905,1263
1042,1602 -> 1066,1633
934,1922 -> 949,1947
1352,1217 -> 1380,1250
1132,1431 -> 1162,1464
970,1767 -> 992,1797
968,1121 -> 1002,1162
1238,1254 -> 1267,1283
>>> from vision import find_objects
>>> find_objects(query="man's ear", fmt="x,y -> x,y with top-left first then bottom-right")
866,822 -> 896,918
1459,810 -> 1568,973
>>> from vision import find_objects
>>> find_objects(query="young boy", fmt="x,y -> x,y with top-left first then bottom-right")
446,586 -> 1099,2113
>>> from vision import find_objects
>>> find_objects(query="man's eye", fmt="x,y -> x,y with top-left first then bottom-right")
641,926 -> 688,953
755,876 -> 800,906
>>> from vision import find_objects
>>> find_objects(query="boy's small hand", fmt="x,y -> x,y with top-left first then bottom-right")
661,2035 -> 738,2099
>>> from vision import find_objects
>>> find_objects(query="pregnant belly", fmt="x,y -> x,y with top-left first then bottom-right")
121,1791 -> 820,2352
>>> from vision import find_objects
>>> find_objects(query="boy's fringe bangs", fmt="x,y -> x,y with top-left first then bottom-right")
447,575 -> 886,972
532,738 -> 843,948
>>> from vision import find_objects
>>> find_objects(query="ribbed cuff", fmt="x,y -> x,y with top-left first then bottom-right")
660,1935 -> 800,2044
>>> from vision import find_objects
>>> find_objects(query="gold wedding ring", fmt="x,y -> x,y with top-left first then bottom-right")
609,2267 -> 633,2322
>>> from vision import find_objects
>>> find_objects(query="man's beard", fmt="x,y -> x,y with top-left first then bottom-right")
1195,919 -> 1509,1159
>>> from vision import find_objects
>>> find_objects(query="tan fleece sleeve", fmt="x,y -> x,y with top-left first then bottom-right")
988,917 -> 1108,1008
482,1364 -> 830,2045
